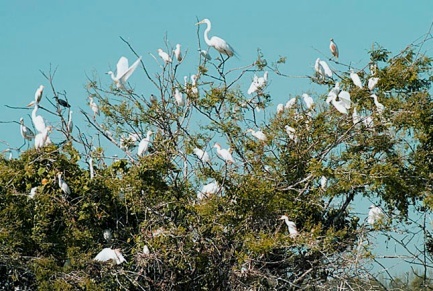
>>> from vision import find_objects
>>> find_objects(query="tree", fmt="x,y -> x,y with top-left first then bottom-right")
1,23 -> 433,290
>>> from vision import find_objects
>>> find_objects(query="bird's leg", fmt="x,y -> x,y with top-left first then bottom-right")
217,53 -> 228,70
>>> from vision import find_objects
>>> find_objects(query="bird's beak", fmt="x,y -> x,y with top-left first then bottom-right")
195,21 -> 202,25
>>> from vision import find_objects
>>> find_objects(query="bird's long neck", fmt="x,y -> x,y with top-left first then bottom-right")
32,105 -> 38,118
203,22 -> 212,46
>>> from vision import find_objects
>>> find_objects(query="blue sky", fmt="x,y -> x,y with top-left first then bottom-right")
1,0 -> 433,277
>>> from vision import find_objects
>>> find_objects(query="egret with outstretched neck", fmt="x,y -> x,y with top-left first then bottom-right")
196,19 -> 235,57
107,56 -> 142,89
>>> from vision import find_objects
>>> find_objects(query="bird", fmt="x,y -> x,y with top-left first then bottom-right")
352,107 -> 361,126
326,84 -> 351,114
20,117 -> 35,141
57,172 -> 71,196
368,77 -> 379,90
28,186 -> 38,199
31,103 -> 46,133
315,58 -> 332,78
103,229 -> 112,242
27,85 -> 44,107
302,93 -> 314,110
89,96 -> 99,117
67,111 -> 73,133
247,71 -> 268,95
197,181 -> 221,200
190,75 -> 198,95
276,104 -> 284,114
193,147 -> 210,163
285,125 -> 297,142
34,126 -> 52,149
138,130 -> 153,156
107,56 -> 142,89
54,96 -> 70,108
143,245 -> 150,255
368,205 -> 384,226
371,94 -> 385,114
247,129 -> 267,142
157,48 -> 172,64
320,176 -> 328,190
199,49 -> 212,60
350,69 -> 363,89
279,215 -> 299,238
88,157 -> 95,179
214,143 -> 235,164
285,97 -> 297,110
329,38 -> 339,59
196,18 -> 235,57
173,44 -> 182,62
94,248 -> 126,265
173,88 -> 184,106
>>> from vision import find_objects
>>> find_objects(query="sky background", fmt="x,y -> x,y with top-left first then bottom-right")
1,0 -> 433,278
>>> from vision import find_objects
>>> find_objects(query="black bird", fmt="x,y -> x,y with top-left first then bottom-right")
54,96 -> 71,108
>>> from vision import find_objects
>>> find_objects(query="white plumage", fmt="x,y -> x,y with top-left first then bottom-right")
138,130 -> 153,156
94,248 -> 126,265
20,117 -> 34,141
157,48 -> 172,64
197,181 -> 221,200
247,71 -> 268,95
107,56 -> 142,89
58,173 -> 71,196
350,69 -> 363,89
196,18 -> 235,57
173,44 -> 182,62
279,215 -> 299,238
193,147 -> 210,163
214,143 -> 234,164
368,205 -> 384,225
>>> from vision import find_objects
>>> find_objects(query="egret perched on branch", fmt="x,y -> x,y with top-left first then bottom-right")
89,96 -> 99,118
302,93 -> 314,110
157,48 -> 172,64
350,69 -> 363,89
20,117 -> 35,141
173,88 -> 184,106
199,49 -> 212,60
193,147 -> 210,163
28,85 -> 44,107
173,44 -> 182,62
315,58 -> 332,78
326,83 -> 351,114
247,129 -> 267,142
368,77 -> 379,90
138,130 -> 153,156
279,215 -> 299,238
285,97 -> 297,110
197,181 -> 221,200
214,143 -> 234,164
34,126 -> 52,149
320,176 -> 328,190
285,125 -> 298,143
276,103 -> 284,114
196,18 -> 235,57
107,56 -> 142,89
94,248 -> 126,265
58,172 -> 71,196
247,71 -> 268,95
368,205 -> 384,226
371,94 -> 385,114
329,38 -> 339,59
28,187 -> 38,199
31,103 -> 46,133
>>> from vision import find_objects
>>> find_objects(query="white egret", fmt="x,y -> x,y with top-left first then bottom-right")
88,157 -> 95,179
214,143 -> 235,164
89,96 -> 99,117
371,94 -> 385,114
329,38 -> 339,59
94,248 -> 126,265
350,69 -> 363,89
173,88 -> 184,106
28,85 -> 44,107
320,176 -> 327,190
103,229 -> 112,242
138,130 -> 153,156
276,104 -> 284,114
34,126 -> 52,149
173,44 -> 182,62
315,58 -> 332,78
28,186 -> 38,199
326,93 -> 348,114
143,245 -> 150,255
199,49 -> 212,60
67,111 -> 73,133
368,205 -> 384,225
285,97 -> 297,109
191,74 -> 198,94
247,71 -> 268,95
368,77 -> 379,90
247,129 -> 267,142
32,103 -> 46,133
193,147 -> 210,163
196,18 -> 235,57
197,181 -> 221,200
352,107 -> 361,126
363,116 -> 374,128
58,172 -> 71,196
279,215 -> 299,238
107,56 -> 142,89
285,125 -> 298,143
157,48 -> 172,64
20,118 -> 35,141
302,93 -> 314,110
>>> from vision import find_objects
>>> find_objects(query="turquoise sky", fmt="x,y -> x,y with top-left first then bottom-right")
1,0 -> 433,278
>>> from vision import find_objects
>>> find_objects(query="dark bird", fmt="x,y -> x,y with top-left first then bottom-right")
54,96 -> 71,108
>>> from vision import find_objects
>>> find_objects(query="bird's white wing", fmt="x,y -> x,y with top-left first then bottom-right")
338,91 -> 351,109
116,57 -> 129,79
319,61 -> 332,77
121,56 -> 142,82
94,248 -> 116,262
